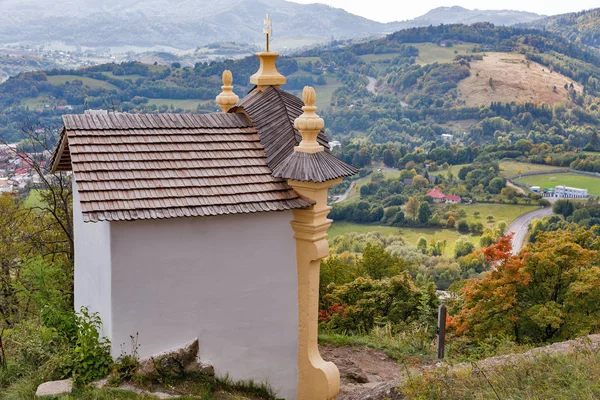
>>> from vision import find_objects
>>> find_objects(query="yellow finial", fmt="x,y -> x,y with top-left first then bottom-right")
215,69 -> 239,112
294,86 -> 324,153
250,15 -> 285,90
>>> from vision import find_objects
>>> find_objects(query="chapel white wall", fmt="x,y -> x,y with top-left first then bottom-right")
109,211 -> 299,400
72,179 -> 112,338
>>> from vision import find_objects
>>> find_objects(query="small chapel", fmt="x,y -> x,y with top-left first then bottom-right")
49,17 -> 357,400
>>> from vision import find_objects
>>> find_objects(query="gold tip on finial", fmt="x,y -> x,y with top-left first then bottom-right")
222,70 -> 233,86
302,86 -> 316,108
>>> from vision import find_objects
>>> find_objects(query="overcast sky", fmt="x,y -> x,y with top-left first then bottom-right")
289,0 -> 598,23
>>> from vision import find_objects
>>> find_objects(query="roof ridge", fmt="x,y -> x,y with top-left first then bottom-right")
272,87 -> 300,147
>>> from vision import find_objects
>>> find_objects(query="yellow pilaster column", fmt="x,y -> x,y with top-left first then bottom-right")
288,86 -> 340,399
289,179 -> 341,400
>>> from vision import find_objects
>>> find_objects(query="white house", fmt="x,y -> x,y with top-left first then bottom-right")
553,185 -> 588,198
50,51 -> 356,400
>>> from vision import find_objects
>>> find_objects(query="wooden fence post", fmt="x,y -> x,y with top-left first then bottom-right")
437,303 -> 447,359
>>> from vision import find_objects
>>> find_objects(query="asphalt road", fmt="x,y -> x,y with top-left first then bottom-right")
506,207 -> 553,254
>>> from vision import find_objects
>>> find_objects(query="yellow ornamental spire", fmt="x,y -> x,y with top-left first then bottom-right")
294,86 -> 324,153
215,70 -> 239,112
250,14 -> 286,90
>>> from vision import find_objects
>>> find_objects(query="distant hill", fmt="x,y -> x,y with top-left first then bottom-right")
403,6 -> 543,28
0,0 -> 543,50
523,8 -> 600,48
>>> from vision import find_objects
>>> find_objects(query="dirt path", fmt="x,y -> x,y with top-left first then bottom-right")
321,335 -> 600,399
506,180 -> 526,195
320,345 -> 407,400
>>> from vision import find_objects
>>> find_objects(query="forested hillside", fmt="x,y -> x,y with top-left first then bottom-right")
1,23 -> 599,147
525,8 -> 600,49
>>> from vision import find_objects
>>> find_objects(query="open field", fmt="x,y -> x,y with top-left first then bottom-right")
429,164 -> 471,176
314,77 -> 342,110
499,160 -> 568,177
102,72 -> 144,81
359,53 -> 399,63
432,161 -> 567,178
445,203 -> 540,225
47,75 -> 119,91
24,189 -> 44,208
414,43 -> 474,65
458,52 -> 583,106
21,94 -> 50,109
519,172 -> 600,195
328,222 -> 479,255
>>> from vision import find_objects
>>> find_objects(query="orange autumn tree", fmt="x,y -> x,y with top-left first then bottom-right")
452,228 -> 600,343
452,233 -> 529,340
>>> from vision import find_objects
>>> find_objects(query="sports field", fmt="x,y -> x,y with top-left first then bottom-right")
519,173 -> 600,195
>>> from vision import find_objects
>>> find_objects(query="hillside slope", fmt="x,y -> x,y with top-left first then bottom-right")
525,8 -> 600,48
0,0 -> 543,50
458,52 -> 582,106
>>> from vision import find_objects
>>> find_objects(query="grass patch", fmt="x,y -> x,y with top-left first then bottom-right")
47,76 -> 119,91
414,43 -> 474,65
448,203 -> 540,225
499,160 -> 567,177
519,172 -> 600,195
24,189 -> 44,208
294,56 -> 321,66
102,72 -> 144,81
429,163 -> 471,176
328,222 -> 480,256
21,94 -> 51,109
359,53 -> 400,63
401,344 -> 600,399
314,76 -> 342,110
320,324 -> 436,361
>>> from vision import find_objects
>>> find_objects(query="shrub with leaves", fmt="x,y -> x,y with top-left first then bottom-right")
320,274 -> 439,334
72,307 -> 113,385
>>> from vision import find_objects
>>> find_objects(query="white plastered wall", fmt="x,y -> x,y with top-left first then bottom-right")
72,179 -> 113,338
108,210 -> 299,400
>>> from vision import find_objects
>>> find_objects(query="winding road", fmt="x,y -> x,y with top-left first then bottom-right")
506,207 -> 553,254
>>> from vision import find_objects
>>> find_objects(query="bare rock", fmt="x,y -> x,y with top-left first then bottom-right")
35,379 -> 73,397
138,338 -> 213,380
345,367 -> 369,384
184,361 -> 214,377
119,383 -> 181,399
91,377 -> 109,389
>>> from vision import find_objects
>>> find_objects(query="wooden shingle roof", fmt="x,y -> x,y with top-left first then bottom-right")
51,112 -> 313,222
232,86 -> 331,170
272,151 -> 358,183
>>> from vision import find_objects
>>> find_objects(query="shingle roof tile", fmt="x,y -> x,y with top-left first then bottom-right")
51,112 -> 313,222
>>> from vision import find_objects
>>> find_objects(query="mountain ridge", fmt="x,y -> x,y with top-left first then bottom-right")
0,0 -> 544,50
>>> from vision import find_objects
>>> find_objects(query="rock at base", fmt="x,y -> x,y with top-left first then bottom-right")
35,379 -> 73,397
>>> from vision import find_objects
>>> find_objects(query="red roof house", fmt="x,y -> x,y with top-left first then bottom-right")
445,194 -> 462,204
427,189 -> 446,203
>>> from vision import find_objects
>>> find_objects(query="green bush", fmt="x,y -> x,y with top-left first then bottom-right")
72,307 -> 113,386
320,274 -> 438,334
